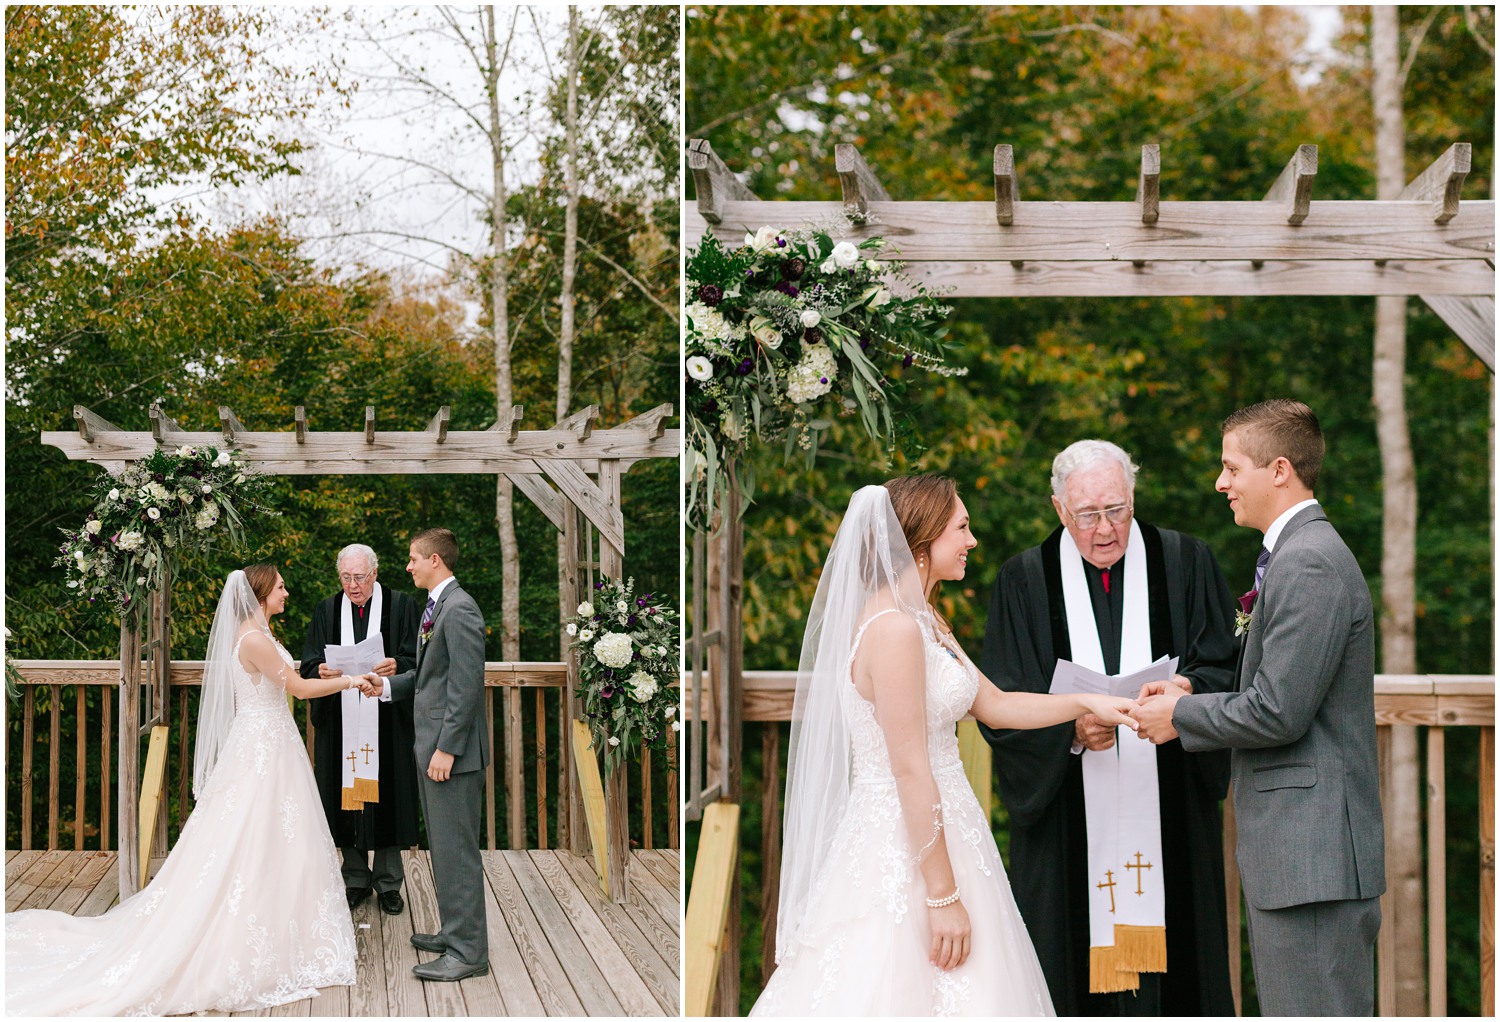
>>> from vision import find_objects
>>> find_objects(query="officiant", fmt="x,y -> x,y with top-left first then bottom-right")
300,543 -> 422,915
979,440 -> 1237,1016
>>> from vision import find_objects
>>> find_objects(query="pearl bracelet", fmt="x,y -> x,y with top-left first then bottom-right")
926,886 -> 960,908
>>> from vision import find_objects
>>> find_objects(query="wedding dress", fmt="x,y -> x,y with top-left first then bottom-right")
6,574 -> 355,1016
751,486 -> 1054,1017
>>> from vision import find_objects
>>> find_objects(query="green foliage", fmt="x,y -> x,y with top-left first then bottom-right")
688,5 -> 1493,1014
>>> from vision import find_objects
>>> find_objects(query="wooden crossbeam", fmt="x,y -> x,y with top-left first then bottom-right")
1265,144 -> 1318,224
508,472 -> 567,531
540,459 -> 625,555
687,138 -> 754,225
427,405 -> 450,444
993,144 -> 1019,228
39,428 -> 682,476
1418,295 -> 1495,370
688,199 -> 1493,263
294,405 -> 307,444
218,406 -> 245,443
147,405 -> 182,443
73,406 -> 121,444
618,402 -> 673,440
1138,144 -> 1161,225
363,405 -> 375,444
1401,143 -> 1472,224
835,143 -> 890,219
558,404 -> 599,441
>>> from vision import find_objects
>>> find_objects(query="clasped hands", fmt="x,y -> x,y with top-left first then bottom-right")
1077,676 -> 1192,748
318,659 -> 393,698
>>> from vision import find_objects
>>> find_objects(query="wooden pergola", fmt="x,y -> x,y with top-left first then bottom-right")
40,400 -> 680,904
682,139 -> 1495,1016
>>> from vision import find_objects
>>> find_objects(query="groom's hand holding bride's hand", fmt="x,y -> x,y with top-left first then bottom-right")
1131,678 -> 1190,744
355,673 -> 383,698
1083,695 -> 1140,733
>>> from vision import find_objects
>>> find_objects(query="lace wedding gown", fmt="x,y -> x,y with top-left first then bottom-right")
6,630 -> 356,1016
752,612 -> 1055,1017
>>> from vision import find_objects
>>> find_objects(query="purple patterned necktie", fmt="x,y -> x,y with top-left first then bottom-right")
1254,547 -> 1270,593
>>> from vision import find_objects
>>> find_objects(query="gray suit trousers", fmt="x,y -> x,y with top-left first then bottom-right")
1246,896 -> 1381,1016
417,769 -> 488,965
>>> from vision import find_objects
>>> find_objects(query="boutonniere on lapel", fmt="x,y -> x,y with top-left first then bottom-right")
1234,590 -> 1258,637
420,617 -> 435,646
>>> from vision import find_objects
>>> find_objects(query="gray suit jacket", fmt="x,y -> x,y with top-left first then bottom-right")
388,580 -> 490,774
1173,504 -> 1385,911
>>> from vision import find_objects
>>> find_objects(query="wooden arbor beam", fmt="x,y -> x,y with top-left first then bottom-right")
1265,144 -> 1318,224
688,138 -> 754,225
835,143 -> 890,219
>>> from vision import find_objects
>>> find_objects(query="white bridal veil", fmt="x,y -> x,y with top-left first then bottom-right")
194,569 -> 267,798
775,484 -> 934,963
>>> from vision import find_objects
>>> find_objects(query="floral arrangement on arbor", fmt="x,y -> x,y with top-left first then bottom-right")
565,576 -> 680,774
55,445 -> 277,611
684,225 -> 964,528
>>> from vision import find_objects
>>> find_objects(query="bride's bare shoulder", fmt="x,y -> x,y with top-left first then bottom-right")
236,626 -> 277,667
857,602 -> 923,649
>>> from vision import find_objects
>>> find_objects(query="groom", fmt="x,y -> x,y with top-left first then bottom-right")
1132,400 -> 1385,1015
364,527 -> 490,982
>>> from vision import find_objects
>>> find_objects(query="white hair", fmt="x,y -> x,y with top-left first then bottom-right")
1050,440 -> 1139,500
336,543 -> 378,574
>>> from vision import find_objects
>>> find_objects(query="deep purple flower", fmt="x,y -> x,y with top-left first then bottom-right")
153,473 -> 165,483
775,237 -> 788,248
700,398 -> 719,417
745,268 -> 755,278
637,598 -> 647,606
1238,590 -> 1258,615
774,280 -> 799,298
595,580 -> 604,589
782,257 -> 806,280
860,336 -> 871,350
736,358 -> 754,375
804,327 -> 824,345
903,353 -> 915,368
628,615 -> 638,626
819,376 -> 828,384
698,284 -> 724,307
601,685 -> 616,699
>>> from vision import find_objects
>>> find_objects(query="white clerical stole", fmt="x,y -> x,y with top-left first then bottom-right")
337,586 -> 382,810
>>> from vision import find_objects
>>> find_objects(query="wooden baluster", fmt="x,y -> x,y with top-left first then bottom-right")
506,687 -> 524,848
75,686 -> 87,851
1480,726 -> 1495,1018
485,687 -> 497,850
667,726 -> 679,851
1426,726 -> 1446,1016
22,685 -> 34,849
642,748 -> 653,850
536,688 -> 548,849
101,687 -> 111,851
49,685 -> 61,848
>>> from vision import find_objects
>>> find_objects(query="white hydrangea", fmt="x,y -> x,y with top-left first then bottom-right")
593,632 -> 633,669
195,504 -> 219,530
143,482 -> 171,503
785,343 -> 838,404
684,302 -> 742,357
626,670 -> 658,702
116,531 -> 145,552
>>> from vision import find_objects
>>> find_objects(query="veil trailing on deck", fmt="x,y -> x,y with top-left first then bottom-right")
194,569 -> 266,798
775,484 -> 932,963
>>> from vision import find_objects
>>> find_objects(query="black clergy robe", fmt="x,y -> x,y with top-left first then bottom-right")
980,521 -> 1238,1017
300,583 -> 422,850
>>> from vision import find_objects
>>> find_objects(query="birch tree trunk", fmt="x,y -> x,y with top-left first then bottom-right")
557,6 -> 582,642
1371,7 -> 1423,1014
484,5 -> 520,662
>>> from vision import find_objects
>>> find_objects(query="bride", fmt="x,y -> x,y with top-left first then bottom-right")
752,477 -> 1139,1017
7,565 -> 362,1015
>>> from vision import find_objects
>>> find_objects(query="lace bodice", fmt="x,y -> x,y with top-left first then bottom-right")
231,629 -> 295,715
841,611 -> 978,786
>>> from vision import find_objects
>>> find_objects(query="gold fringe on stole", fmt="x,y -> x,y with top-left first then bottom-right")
1112,924 -> 1167,973
1088,946 -> 1141,994
340,786 -> 361,810
352,777 -> 380,803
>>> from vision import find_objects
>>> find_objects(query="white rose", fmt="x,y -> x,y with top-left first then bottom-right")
746,225 -> 782,253
686,355 -> 714,382
749,316 -> 781,349
607,735 -> 621,747
85,520 -> 101,535
868,287 -> 892,309
66,580 -> 78,588
593,632 -> 634,669
819,257 -> 837,274
579,628 -> 594,643
616,600 -> 628,614
215,450 -> 231,467
201,484 -> 212,495
670,720 -> 682,732
176,446 -> 194,458
800,310 -> 821,329
665,705 -> 676,719
107,488 -> 120,501
865,259 -> 885,272
577,601 -> 594,617
831,241 -> 860,268
146,507 -> 161,520
566,623 -> 578,636
74,549 -> 86,562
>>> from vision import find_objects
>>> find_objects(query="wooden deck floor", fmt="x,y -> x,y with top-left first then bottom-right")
5,847 -> 680,1017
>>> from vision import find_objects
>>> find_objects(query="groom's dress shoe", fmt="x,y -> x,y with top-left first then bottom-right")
412,953 -> 489,982
378,889 -> 404,915
409,932 -> 447,953
346,886 -> 372,910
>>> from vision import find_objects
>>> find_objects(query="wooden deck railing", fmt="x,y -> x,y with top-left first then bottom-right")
6,660 -> 677,856
686,673 -> 1494,1016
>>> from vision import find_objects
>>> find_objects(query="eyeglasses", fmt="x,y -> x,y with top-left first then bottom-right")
339,572 -> 372,585
1063,503 -> 1133,530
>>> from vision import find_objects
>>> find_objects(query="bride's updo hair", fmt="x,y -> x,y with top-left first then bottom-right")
883,475 -> 959,609
242,564 -> 280,611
